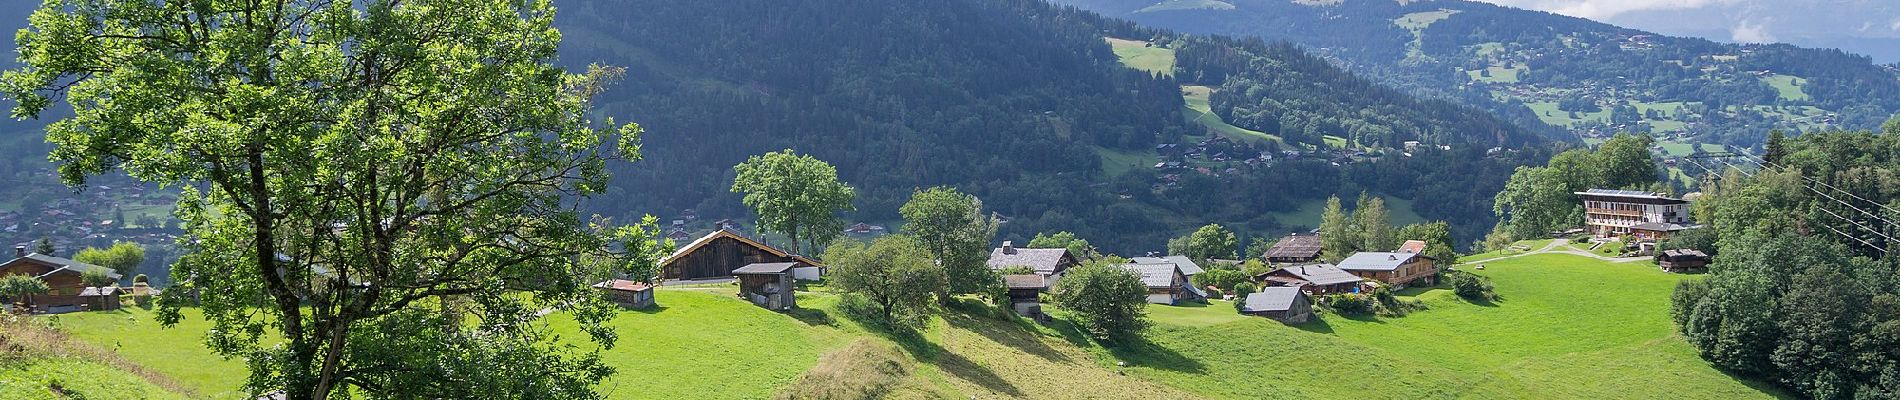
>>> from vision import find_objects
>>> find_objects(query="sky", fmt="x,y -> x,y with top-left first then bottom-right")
1471,0 -> 1900,62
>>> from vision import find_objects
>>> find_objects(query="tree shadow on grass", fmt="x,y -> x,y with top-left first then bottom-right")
884,328 -> 1023,397
941,312 -> 1071,363
1293,317 -> 1335,334
785,306 -> 837,327
628,305 -> 671,314
1101,333 -> 1205,374
1716,367 -> 1799,399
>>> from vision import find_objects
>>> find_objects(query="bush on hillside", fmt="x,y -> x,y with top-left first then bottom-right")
1230,282 -> 1257,312
1325,293 -> 1374,315
1443,270 -> 1496,301
1051,262 -> 1150,340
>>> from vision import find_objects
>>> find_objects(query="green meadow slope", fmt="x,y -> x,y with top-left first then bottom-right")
42,253 -> 1779,399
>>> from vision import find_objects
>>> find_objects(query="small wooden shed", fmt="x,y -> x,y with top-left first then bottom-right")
78,286 -> 123,311
732,262 -> 800,311
1240,287 -> 1314,324
593,279 -> 655,309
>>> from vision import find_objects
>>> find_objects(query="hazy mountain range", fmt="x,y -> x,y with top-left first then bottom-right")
1478,0 -> 1900,63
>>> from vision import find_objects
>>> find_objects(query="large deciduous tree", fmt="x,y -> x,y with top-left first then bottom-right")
731,149 -> 855,255
1027,231 -> 1098,260
3,1 -> 662,398
74,241 -> 145,278
825,235 -> 945,331
1170,223 -> 1237,261
1355,194 -> 1396,252
899,187 -> 998,300
1493,166 -> 1577,239
1395,221 -> 1459,265
1051,258 -> 1149,340
1318,195 -> 1358,263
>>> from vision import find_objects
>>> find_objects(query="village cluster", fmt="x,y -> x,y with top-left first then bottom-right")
4,186 -> 1707,327
577,187 -> 1707,327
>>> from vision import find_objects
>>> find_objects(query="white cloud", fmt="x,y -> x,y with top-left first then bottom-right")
1891,18 -> 1900,32
1730,19 -> 1776,43
1475,0 -> 1740,20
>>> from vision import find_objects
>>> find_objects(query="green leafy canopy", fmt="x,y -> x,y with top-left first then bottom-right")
3,0 -> 663,398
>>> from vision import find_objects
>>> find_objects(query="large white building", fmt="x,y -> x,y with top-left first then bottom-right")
1575,189 -> 1694,241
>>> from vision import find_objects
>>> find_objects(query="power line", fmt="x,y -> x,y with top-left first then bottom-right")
1734,153 -> 1900,217
1678,153 -> 1894,253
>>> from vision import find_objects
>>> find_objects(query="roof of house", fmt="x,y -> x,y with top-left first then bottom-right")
1241,287 -> 1306,313
1002,274 -> 1047,289
1630,222 -> 1700,232
731,262 -> 801,275
1129,256 -> 1204,276
1265,234 -> 1323,259
1397,240 -> 1427,253
661,229 -> 820,267
1268,264 -> 1364,286
79,286 -> 122,296
987,245 -> 1073,274
1118,263 -> 1181,289
6,253 -> 123,280
1575,189 -> 1688,203
592,279 -> 653,292
1337,252 -> 1423,272
1661,249 -> 1710,259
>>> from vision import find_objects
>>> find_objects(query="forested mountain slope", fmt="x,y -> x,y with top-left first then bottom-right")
0,0 -> 1545,252
1059,0 -> 1900,148
550,0 -> 1543,251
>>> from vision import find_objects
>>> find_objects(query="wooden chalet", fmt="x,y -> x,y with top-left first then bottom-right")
659,230 -> 820,281
1264,234 -> 1323,264
1,246 -> 124,313
1337,251 -> 1437,288
1256,263 -> 1365,295
593,279 -> 655,309
1656,249 -> 1710,273
1239,286 -> 1314,324
732,262 -> 801,310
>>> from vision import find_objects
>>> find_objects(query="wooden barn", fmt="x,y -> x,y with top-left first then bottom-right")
592,279 -> 655,309
659,230 -> 821,281
732,262 -> 800,310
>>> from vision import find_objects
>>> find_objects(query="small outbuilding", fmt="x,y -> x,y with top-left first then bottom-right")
593,279 -> 656,309
1656,249 -> 1710,273
1239,287 -> 1314,324
732,262 -> 801,311
78,286 -> 123,311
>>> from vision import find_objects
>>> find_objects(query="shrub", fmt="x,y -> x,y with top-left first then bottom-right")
132,274 -> 149,284
1325,293 -> 1374,315
1443,270 -> 1496,301
1051,262 -> 1149,340
1230,282 -> 1256,312
825,236 -> 947,332
81,269 -> 117,288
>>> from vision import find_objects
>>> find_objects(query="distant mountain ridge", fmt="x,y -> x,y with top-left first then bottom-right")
1058,0 -> 1900,148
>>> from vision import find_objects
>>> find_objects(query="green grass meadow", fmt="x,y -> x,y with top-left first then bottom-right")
32,253 -> 1781,399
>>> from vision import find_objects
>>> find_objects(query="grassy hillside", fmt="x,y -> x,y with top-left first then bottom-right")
1106,37 -> 1176,77
0,316 -> 196,400
37,254 -> 1778,399
1106,253 -> 1783,399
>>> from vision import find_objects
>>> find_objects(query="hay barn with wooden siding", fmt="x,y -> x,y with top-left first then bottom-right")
732,262 -> 800,310
659,230 -> 820,281
593,279 -> 655,309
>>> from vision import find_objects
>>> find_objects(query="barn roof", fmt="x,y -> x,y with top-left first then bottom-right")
592,279 -> 652,292
5,253 -> 122,280
661,229 -> 820,267
732,262 -> 800,275
1118,263 -> 1181,289
1130,256 -> 1204,276
1241,287 -> 1306,313
986,242 -> 1073,274
1396,240 -> 1427,253
1266,264 -> 1363,286
1265,234 -> 1322,259
1337,252 -> 1424,272
1002,274 -> 1047,289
